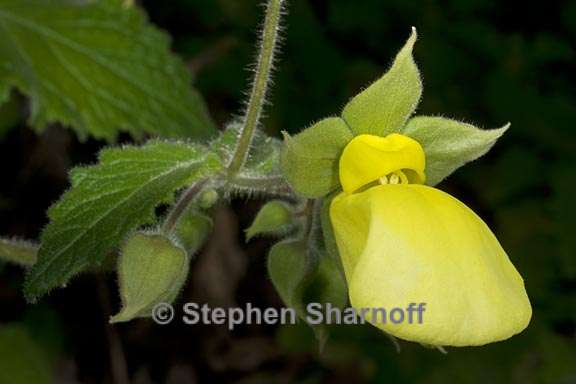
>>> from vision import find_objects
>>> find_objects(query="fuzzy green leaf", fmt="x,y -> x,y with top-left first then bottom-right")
24,141 -> 221,301
212,125 -> 291,195
246,200 -> 293,241
0,238 -> 37,266
342,28 -> 421,136
111,232 -> 189,323
402,116 -> 509,185
243,135 -> 284,177
281,117 -> 353,198
214,123 -> 284,177
0,0 -> 215,141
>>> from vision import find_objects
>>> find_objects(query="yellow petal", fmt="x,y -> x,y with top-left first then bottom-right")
330,184 -> 531,346
339,134 -> 426,194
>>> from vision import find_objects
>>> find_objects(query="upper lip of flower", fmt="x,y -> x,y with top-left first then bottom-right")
339,133 -> 427,194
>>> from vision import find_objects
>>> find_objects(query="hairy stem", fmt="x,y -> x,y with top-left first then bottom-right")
0,238 -> 38,266
230,175 -> 292,194
161,180 -> 207,235
227,0 -> 284,175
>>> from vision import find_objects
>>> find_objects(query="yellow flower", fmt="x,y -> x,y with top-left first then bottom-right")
330,133 -> 532,346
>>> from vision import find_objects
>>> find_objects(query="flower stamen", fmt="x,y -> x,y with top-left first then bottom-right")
378,170 -> 409,185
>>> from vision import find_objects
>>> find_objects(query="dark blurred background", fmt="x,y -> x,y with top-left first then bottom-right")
0,0 -> 575,383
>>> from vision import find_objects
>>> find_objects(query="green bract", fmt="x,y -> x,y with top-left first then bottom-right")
24,141 -> 222,301
0,0 -> 214,140
281,28 -> 509,197
111,232 -> 189,323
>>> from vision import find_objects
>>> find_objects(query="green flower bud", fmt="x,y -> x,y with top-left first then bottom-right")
268,239 -> 349,349
304,255 -> 348,311
175,209 -> 213,255
111,232 -> 189,323
246,200 -> 293,241
198,188 -> 219,209
267,239 -> 310,314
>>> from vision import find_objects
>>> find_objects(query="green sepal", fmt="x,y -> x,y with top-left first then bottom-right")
281,117 -> 353,198
246,200 -> 294,241
402,116 -> 509,185
342,28 -> 421,136
111,232 -> 189,323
